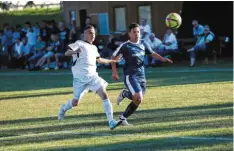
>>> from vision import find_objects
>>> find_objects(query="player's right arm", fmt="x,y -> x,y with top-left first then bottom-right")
65,41 -> 82,56
111,43 -> 124,81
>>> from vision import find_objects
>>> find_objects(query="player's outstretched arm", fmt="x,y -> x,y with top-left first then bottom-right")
151,52 -> 173,63
96,55 -> 122,64
110,56 -> 119,81
65,48 -> 82,56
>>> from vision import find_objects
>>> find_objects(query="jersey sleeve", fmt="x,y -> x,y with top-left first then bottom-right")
68,40 -> 81,51
112,43 -> 125,57
144,42 -> 155,55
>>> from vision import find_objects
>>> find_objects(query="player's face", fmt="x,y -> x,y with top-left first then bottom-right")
129,27 -> 140,43
84,28 -> 96,43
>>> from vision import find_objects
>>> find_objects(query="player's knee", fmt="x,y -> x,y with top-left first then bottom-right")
132,93 -> 143,105
96,87 -> 108,100
72,99 -> 79,106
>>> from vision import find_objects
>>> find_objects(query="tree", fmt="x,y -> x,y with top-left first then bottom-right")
0,1 -> 10,12
24,1 -> 36,8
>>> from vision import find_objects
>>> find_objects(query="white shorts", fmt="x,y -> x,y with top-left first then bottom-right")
73,75 -> 108,100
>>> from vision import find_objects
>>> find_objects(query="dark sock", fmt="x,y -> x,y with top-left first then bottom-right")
122,102 -> 138,118
122,90 -> 132,100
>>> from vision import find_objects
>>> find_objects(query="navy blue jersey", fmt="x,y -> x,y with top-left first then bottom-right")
112,40 -> 154,77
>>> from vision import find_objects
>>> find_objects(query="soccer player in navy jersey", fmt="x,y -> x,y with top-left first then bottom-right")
111,23 -> 173,126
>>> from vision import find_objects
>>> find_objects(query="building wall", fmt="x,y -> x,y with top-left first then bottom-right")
63,1 -> 183,38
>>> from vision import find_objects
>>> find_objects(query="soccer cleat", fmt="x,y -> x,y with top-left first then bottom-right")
58,104 -> 66,120
121,119 -> 133,126
109,120 -> 122,130
117,89 -> 127,105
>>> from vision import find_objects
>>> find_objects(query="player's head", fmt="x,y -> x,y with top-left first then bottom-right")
128,23 -> 140,43
83,25 -> 95,43
192,20 -> 198,28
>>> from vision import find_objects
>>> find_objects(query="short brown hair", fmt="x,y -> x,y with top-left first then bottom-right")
128,23 -> 139,32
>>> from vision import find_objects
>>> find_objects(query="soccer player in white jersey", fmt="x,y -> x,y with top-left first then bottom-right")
58,25 -> 121,130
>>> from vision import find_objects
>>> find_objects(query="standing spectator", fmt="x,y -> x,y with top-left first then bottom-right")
0,30 -> 8,69
4,23 -> 13,60
33,22 -> 40,36
58,22 -> 70,51
26,26 -> 37,47
40,20 -> 51,42
82,16 -> 97,33
69,20 -> 80,43
49,20 -> 59,33
192,20 -> 204,39
12,25 -> 21,43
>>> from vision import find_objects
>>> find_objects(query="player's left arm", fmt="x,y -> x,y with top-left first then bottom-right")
144,42 -> 173,63
96,55 -> 122,64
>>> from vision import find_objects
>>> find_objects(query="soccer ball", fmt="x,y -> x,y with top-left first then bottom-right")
165,13 -> 182,29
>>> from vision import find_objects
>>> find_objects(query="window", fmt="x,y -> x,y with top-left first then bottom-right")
138,5 -> 152,28
114,7 -> 126,31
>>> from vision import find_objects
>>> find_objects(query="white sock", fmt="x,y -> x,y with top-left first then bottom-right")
102,99 -> 113,123
63,100 -> 73,111
120,115 -> 127,120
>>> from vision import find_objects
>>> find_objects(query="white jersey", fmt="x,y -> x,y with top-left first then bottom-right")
68,40 -> 100,80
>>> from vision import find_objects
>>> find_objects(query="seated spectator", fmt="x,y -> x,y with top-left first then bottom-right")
21,37 -> 33,69
10,38 -> 24,69
192,20 -> 204,39
187,25 -> 215,67
147,33 -> 163,65
27,35 -> 46,70
140,18 -> 151,35
31,33 -> 60,71
161,28 -> 178,54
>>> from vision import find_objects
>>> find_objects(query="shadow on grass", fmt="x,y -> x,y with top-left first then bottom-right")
0,69 -> 232,92
0,102 -> 232,146
42,137 -> 232,151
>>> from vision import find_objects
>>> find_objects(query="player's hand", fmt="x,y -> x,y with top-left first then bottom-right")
75,48 -> 82,53
112,72 -> 119,81
162,57 -> 173,63
113,54 -> 122,63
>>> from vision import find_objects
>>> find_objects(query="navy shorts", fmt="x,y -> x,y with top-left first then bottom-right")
124,75 -> 146,95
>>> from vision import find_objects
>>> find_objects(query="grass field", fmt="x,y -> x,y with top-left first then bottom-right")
0,7 -> 62,27
0,63 -> 233,151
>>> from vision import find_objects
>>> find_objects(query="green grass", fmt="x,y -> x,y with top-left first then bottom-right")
0,63 -> 233,151
0,7 -> 62,27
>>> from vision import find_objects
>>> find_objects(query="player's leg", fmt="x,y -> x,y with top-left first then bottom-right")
119,75 -> 143,125
58,79 -> 88,120
116,76 -> 133,105
89,76 -> 120,130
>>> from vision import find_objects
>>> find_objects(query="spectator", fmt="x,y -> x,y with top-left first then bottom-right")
187,25 -> 215,67
58,22 -> 70,51
40,20 -> 51,42
69,20 -> 80,43
4,23 -> 13,60
140,27 -> 150,42
10,38 -> 24,69
33,22 -> 40,36
0,30 -> 8,69
26,26 -> 37,47
28,35 -> 46,70
192,20 -> 204,39
161,28 -> 178,54
82,16 -> 97,33
21,37 -> 33,69
49,20 -> 59,33
140,18 -> 151,35
12,25 -> 21,43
